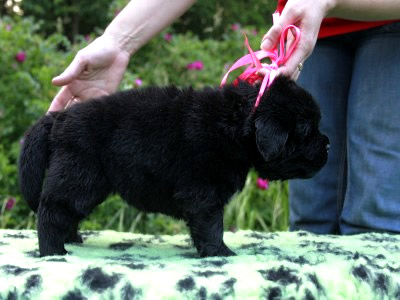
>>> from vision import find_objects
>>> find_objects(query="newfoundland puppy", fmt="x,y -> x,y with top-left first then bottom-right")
19,76 -> 329,257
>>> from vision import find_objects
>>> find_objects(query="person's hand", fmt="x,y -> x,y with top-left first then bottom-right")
260,0 -> 334,80
48,34 -> 130,112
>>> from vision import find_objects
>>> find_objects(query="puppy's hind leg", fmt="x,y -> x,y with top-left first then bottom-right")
186,207 -> 235,258
37,153 -> 110,257
37,199 -> 71,256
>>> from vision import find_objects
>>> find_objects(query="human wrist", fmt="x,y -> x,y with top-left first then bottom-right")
323,0 -> 400,20
101,0 -> 195,57
101,29 -> 140,57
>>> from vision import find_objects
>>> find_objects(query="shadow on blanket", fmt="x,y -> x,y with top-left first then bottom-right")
1,229 -> 400,299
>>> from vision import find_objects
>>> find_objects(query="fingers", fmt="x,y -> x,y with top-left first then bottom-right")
256,69 -> 266,77
291,64 -> 301,81
260,6 -> 318,80
276,32 -> 313,80
260,22 -> 283,51
260,15 -> 300,79
48,86 -> 73,112
65,97 -> 81,109
260,9 -> 294,51
276,56 -> 306,80
260,25 -> 308,80
52,54 -> 87,86
49,53 -> 88,112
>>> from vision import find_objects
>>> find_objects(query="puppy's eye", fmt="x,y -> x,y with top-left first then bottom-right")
295,122 -> 311,137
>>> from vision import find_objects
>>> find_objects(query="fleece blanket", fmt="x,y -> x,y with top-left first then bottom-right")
0,229 -> 400,300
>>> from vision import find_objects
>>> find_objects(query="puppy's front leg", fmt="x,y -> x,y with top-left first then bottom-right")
186,207 -> 236,257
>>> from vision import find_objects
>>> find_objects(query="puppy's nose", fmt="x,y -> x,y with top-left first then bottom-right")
326,144 -> 330,152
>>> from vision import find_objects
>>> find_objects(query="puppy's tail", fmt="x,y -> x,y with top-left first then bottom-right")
18,113 -> 57,212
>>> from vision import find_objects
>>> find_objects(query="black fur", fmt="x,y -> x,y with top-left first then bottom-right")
19,76 -> 329,257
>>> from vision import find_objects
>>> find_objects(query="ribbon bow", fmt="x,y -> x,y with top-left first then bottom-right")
221,13 -> 301,108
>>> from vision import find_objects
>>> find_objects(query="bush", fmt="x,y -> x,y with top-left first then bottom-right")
0,16 -> 86,228
20,0 -> 112,41
109,0 -> 275,40
0,7 -> 288,234
81,170 -> 288,234
120,27 -> 265,89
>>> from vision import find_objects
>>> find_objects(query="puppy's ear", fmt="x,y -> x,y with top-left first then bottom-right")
255,116 -> 288,161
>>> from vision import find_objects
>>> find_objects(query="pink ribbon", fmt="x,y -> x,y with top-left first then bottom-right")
221,14 -> 301,108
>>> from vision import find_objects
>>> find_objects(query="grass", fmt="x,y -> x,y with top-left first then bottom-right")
77,169 -> 289,234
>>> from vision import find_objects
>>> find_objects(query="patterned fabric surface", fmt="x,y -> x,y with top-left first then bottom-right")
0,229 -> 400,300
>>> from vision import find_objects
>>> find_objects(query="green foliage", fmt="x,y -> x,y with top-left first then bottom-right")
0,2 -> 289,235
79,170 -> 288,234
81,196 -> 188,235
0,16 -> 86,228
174,0 -> 276,39
120,27 -> 265,90
21,0 -> 112,41
224,170 -> 289,232
1,16 -> 73,146
110,0 -> 276,39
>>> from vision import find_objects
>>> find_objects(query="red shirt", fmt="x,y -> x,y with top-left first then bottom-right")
277,0 -> 399,39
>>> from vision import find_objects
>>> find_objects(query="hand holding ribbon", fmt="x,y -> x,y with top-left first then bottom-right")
221,13 -> 301,108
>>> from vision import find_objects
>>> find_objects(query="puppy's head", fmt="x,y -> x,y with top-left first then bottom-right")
252,76 -> 329,180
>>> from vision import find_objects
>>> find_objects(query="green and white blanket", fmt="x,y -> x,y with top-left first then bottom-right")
1,229 -> 400,299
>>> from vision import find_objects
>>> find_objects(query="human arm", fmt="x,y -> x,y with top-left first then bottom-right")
260,0 -> 400,79
330,0 -> 400,21
48,0 -> 196,112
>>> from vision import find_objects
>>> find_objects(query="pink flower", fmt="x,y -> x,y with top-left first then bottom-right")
134,78 -> 143,87
186,61 -> 204,71
164,33 -> 172,42
6,24 -> 12,31
84,35 -> 91,42
5,197 -> 16,211
252,29 -> 258,36
15,51 -> 26,63
231,23 -> 241,31
256,178 -> 269,190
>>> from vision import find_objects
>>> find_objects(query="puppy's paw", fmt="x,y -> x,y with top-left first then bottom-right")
39,247 -> 68,257
199,243 -> 236,257
218,243 -> 236,257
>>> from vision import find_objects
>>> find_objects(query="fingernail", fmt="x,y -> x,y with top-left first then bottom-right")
260,39 -> 271,50
261,34 -> 268,42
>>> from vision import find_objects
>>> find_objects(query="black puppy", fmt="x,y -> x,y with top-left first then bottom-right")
19,76 -> 329,257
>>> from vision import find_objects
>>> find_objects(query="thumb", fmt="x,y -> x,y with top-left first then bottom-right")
52,55 -> 87,86
260,22 -> 284,51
